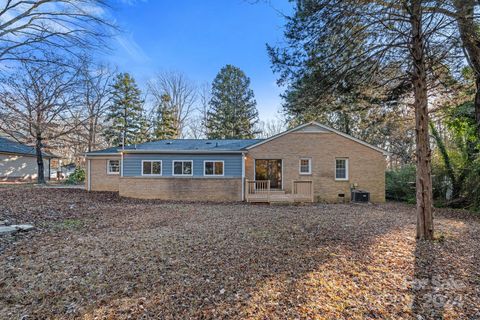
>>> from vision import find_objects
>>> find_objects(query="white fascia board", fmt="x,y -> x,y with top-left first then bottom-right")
246,121 -> 391,156
122,150 -> 245,154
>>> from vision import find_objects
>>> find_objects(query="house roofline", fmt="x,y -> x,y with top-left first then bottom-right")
0,150 -> 58,158
85,150 -> 246,157
246,121 -> 391,156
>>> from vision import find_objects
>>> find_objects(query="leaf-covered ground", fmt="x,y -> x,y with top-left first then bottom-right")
1,187 -> 479,319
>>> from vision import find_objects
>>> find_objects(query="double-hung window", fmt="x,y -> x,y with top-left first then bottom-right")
204,161 -> 224,176
335,158 -> 349,180
142,160 -> 162,176
107,160 -> 120,175
299,158 -> 311,175
173,160 -> 193,176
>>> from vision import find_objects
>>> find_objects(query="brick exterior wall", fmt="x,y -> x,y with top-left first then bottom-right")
245,131 -> 386,203
86,157 -> 120,192
119,177 -> 243,201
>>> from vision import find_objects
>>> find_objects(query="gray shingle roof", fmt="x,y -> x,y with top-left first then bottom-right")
0,137 -> 56,157
87,139 -> 263,155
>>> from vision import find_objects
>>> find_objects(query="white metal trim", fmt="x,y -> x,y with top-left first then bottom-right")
246,121 -> 390,156
241,153 -> 245,201
120,153 -> 124,177
87,159 -> 91,191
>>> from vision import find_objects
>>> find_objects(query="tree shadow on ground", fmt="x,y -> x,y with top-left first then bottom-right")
1,191 -> 479,319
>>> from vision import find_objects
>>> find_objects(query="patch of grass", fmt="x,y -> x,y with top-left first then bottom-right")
53,218 -> 84,230
434,232 -> 447,243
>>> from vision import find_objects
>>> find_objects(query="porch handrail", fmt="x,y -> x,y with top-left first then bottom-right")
292,180 -> 314,202
245,179 -> 271,202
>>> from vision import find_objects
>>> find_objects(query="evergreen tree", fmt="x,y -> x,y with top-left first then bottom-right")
153,94 -> 179,139
104,73 -> 146,146
206,65 -> 259,139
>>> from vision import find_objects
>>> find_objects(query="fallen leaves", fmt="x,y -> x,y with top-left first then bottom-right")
0,187 -> 479,319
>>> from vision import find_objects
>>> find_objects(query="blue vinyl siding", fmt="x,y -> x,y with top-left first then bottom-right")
122,153 -> 243,177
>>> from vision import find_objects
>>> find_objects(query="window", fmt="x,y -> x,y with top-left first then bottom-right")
142,160 -> 162,176
173,160 -> 193,176
204,161 -> 224,176
107,160 -> 120,174
335,158 -> 349,180
299,158 -> 311,175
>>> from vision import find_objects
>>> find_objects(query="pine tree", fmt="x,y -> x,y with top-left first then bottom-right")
206,65 -> 259,139
104,73 -> 146,146
153,94 -> 179,139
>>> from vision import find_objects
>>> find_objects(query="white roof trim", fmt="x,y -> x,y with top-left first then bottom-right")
246,121 -> 391,156
85,150 -> 245,156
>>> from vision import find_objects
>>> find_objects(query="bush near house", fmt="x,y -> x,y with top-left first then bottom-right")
386,165 -> 416,203
65,167 -> 85,184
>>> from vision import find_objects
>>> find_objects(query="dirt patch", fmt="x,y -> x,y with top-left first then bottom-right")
1,187 -> 479,319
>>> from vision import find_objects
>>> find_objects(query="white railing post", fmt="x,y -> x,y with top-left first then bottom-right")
267,180 -> 271,202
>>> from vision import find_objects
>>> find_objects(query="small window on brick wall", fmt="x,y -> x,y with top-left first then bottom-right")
335,158 -> 348,180
299,158 -> 311,175
107,160 -> 120,174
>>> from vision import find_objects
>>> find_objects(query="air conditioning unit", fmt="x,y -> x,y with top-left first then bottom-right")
351,190 -> 370,203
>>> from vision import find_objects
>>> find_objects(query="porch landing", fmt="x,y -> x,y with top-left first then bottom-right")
245,180 -> 314,203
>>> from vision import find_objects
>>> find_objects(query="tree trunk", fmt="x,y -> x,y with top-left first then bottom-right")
36,134 -> 46,184
454,0 -> 480,138
410,0 -> 434,240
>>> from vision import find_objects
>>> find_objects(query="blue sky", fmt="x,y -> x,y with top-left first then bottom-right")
107,0 -> 293,121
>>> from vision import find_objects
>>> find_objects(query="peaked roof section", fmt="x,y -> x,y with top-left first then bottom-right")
86,139 -> 262,155
0,137 -> 56,158
246,122 -> 390,156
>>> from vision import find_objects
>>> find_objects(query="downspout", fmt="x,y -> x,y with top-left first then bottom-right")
121,152 -> 124,177
241,152 -> 245,201
87,159 -> 91,191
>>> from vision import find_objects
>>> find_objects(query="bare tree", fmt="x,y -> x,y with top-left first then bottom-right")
186,82 -> 210,139
0,57 -> 82,184
148,71 -> 197,138
0,0 -> 116,62
78,57 -> 115,152
255,117 -> 287,138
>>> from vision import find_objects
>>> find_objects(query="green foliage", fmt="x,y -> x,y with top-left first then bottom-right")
66,167 -> 85,185
429,95 -> 480,211
153,94 -> 178,139
206,65 -> 259,139
386,165 -> 416,203
104,73 -> 148,146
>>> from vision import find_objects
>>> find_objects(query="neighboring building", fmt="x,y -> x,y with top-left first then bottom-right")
0,137 -> 56,181
85,122 -> 389,203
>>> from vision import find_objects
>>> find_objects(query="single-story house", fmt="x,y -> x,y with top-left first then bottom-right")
85,122 -> 388,203
0,137 -> 56,181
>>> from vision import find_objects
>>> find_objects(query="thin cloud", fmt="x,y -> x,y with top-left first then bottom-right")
116,33 -> 150,63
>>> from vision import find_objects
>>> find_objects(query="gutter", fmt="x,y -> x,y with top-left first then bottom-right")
122,150 -> 246,154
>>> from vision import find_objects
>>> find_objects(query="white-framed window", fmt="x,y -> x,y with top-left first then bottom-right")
204,160 -> 224,176
142,160 -> 162,176
107,160 -> 120,175
299,158 -> 311,175
335,158 -> 349,180
172,160 -> 193,176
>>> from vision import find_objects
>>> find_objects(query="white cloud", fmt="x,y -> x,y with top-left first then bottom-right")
116,33 -> 150,63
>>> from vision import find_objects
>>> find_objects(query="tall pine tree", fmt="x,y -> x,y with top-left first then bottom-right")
206,65 -> 259,139
104,73 -> 146,146
153,94 -> 179,139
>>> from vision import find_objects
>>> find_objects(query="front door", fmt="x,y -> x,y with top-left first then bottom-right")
255,159 -> 282,189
